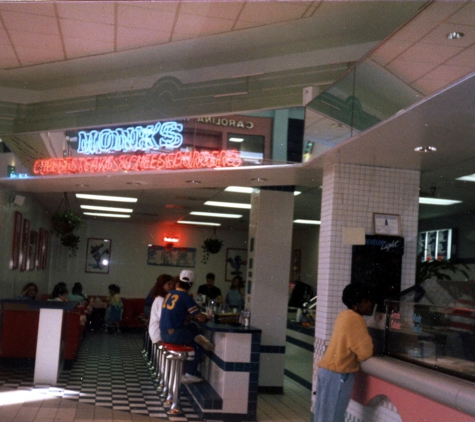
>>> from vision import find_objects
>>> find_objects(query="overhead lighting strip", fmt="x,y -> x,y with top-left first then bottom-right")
80,205 -> 133,213
190,211 -> 242,218
293,219 -> 321,225
419,198 -> 462,205
83,212 -> 131,218
177,221 -> 221,226
76,193 -> 138,203
205,201 -> 251,209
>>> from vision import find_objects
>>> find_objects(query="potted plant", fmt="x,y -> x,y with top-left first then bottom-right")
52,210 -> 83,235
201,237 -> 223,264
416,252 -> 469,284
60,233 -> 80,257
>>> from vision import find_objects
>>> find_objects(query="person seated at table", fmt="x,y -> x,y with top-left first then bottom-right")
160,269 -> 214,384
197,272 -> 222,304
148,274 -> 174,344
18,282 -> 38,300
105,284 -> 123,332
225,276 -> 245,310
51,282 -> 67,300
49,286 -> 69,302
68,282 -> 88,303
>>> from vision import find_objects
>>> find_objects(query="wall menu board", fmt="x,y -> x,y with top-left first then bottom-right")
418,228 -> 453,261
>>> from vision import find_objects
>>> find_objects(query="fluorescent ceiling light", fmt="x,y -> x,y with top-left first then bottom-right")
75,193 -> 138,203
294,191 -> 302,196
205,201 -> 251,209
80,205 -> 133,212
229,137 -> 244,142
83,212 -> 131,218
190,211 -> 242,218
293,219 -> 321,225
177,221 -> 221,226
456,174 -> 475,182
419,198 -> 462,205
225,186 -> 254,194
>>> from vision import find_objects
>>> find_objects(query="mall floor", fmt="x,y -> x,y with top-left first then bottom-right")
0,331 -> 312,422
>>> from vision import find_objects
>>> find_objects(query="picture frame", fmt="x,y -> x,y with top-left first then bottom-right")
27,230 -> 38,271
225,248 -> 247,281
10,211 -> 22,270
19,219 -> 30,272
40,229 -> 49,270
85,238 -> 111,274
373,213 -> 401,236
147,245 -> 196,267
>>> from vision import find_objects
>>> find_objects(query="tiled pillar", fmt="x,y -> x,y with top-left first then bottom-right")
312,163 -> 420,407
247,187 -> 294,393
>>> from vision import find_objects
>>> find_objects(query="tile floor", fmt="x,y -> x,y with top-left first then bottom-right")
0,331 -> 312,422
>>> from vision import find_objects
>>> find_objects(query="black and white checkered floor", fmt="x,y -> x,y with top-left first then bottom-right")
0,331 -> 204,422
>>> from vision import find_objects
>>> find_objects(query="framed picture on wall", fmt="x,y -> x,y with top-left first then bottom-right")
85,238 -> 111,274
225,248 -> 247,281
10,211 -> 22,270
27,230 -> 38,271
373,213 -> 401,236
147,245 -> 196,267
19,219 -> 30,272
40,229 -> 49,270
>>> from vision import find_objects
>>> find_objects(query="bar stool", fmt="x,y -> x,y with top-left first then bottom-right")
161,342 -> 195,416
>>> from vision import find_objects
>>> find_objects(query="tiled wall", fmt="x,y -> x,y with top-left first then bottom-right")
312,162 -> 419,420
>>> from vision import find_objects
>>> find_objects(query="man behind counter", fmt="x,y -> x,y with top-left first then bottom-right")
160,269 -> 215,384
197,272 -> 222,303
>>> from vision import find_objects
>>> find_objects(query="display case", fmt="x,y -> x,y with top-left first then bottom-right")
383,279 -> 475,382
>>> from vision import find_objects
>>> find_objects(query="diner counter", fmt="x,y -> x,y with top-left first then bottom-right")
183,321 -> 261,421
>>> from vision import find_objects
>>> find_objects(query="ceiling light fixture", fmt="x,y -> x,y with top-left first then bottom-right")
225,186 -> 254,194
76,193 -> 138,203
447,32 -> 464,40
190,211 -> 242,218
177,221 -> 221,226
80,205 -> 133,212
414,146 -> 437,152
204,201 -> 251,209
83,212 -> 131,218
229,137 -> 244,143
293,219 -> 321,225
419,198 -> 462,205
186,180 -> 201,184
250,177 -> 267,182
456,174 -> 475,182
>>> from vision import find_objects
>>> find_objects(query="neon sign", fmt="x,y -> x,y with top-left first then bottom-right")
77,121 -> 183,155
33,150 -> 242,176
164,236 -> 179,243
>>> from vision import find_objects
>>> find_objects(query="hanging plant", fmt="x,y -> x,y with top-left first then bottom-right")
52,210 -> 83,234
201,238 -> 223,264
60,233 -> 80,257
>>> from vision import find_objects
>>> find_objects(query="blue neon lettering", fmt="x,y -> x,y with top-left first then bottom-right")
77,121 -> 183,155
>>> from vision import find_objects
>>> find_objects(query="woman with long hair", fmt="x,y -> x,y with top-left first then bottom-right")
148,274 -> 174,344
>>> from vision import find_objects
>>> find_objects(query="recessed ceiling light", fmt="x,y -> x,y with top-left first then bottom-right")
83,212 -> 131,218
177,221 -> 221,226
419,198 -> 462,205
80,205 -> 133,213
186,180 -> 201,184
414,146 -> 437,152
447,32 -> 464,40
225,186 -> 254,194
204,201 -> 251,209
250,178 -> 267,182
293,219 -> 321,225
190,211 -> 242,218
229,137 -> 244,143
456,174 -> 475,182
76,193 -> 138,203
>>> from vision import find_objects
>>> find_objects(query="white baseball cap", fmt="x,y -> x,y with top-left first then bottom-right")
179,269 -> 195,285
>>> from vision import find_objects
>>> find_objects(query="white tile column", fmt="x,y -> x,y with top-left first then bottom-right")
246,187 -> 294,393
312,162 -> 420,410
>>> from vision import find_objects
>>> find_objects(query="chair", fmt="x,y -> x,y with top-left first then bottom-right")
105,304 -> 123,333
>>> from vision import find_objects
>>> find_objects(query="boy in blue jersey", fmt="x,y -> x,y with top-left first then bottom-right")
160,269 -> 214,383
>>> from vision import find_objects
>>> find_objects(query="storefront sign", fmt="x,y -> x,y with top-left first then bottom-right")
197,117 -> 254,129
77,121 -> 184,155
33,150 -> 242,176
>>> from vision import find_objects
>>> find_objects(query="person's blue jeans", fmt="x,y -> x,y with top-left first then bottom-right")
161,324 -> 202,375
314,367 -> 355,422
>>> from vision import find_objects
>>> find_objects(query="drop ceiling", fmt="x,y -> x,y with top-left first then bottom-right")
2,1 -> 475,228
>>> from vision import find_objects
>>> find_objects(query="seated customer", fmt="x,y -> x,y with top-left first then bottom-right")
68,282 -> 88,303
49,286 -> 69,302
19,282 -> 38,300
160,270 -> 214,384
225,276 -> 245,310
197,272 -> 222,303
148,274 -> 174,344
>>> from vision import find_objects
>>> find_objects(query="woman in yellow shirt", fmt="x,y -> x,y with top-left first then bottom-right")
314,283 -> 374,422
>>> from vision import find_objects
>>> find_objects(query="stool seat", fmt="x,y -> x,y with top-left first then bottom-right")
162,342 -> 194,352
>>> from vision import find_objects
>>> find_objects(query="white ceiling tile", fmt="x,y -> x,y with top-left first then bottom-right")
0,56 -> 19,68
447,2 -> 475,26
63,37 -> 114,60
386,59 -> 437,85
116,27 -> 170,52
117,5 -> 175,31
8,29 -> 62,51
60,19 -> 114,42
371,39 -> 414,67
56,3 -> 115,25
173,15 -> 234,40
15,46 -> 64,67
421,23 -> 475,48
0,3 -> 55,16
238,2 -> 308,24
413,64 -> 474,94
399,42 -> 464,65
179,2 -> 244,20
133,3 -> 179,13
2,10 -> 59,35
450,46 -> 475,67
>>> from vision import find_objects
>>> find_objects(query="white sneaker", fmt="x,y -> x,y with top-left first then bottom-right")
194,334 -> 215,351
182,373 -> 203,384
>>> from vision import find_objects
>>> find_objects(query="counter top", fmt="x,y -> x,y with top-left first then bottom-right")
203,320 -> 261,333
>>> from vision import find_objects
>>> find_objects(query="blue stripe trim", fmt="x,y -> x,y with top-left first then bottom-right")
286,335 -> 314,352
284,369 -> 312,390
259,345 -> 286,354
